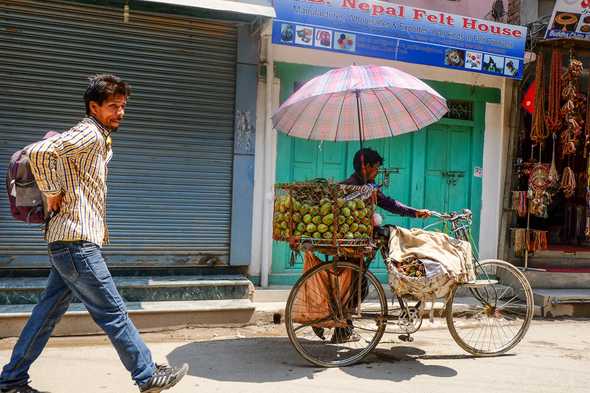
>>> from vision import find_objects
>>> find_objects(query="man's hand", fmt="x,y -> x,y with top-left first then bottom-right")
45,193 -> 63,213
416,209 -> 431,219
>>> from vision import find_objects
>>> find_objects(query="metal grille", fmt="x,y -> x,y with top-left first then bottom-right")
0,0 -> 237,268
444,100 -> 474,121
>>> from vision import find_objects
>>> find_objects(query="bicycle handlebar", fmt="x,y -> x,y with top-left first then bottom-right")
428,209 -> 472,221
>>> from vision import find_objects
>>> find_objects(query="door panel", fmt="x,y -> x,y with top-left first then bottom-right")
424,127 -> 449,215
319,141 -> 348,180
448,127 -> 472,213
292,138 -> 317,181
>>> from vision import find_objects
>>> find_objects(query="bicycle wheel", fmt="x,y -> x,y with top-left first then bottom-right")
285,261 -> 388,367
446,259 -> 534,356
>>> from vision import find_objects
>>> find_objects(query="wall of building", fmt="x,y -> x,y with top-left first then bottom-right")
539,0 -> 556,18
518,0 -> 556,25
508,0 -> 521,24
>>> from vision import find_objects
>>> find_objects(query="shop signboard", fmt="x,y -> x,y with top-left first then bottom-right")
545,0 -> 590,40
272,0 -> 527,79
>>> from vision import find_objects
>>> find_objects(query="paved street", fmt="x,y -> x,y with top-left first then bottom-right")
1,319 -> 588,393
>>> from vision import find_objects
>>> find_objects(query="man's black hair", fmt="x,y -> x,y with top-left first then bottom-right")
353,148 -> 383,174
84,74 -> 131,115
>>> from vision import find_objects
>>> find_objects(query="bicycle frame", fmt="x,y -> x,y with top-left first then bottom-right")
423,210 -> 502,310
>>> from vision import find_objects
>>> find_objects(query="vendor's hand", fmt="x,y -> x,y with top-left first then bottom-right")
416,209 -> 431,219
45,193 -> 63,213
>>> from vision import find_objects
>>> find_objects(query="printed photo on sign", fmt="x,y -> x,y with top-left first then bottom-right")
295,25 -> 313,46
577,15 -> 590,32
465,51 -> 483,70
315,29 -> 332,48
334,32 -> 356,51
280,23 -> 294,43
552,11 -> 581,32
504,58 -> 520,77
483,54 -> 505,74
444,48 -> 465,68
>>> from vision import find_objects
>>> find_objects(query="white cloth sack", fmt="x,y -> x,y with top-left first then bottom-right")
386,227 -> 476,306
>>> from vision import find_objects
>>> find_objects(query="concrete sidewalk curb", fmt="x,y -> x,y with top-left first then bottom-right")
0,296 -> 542,338
0,300 -> 256,338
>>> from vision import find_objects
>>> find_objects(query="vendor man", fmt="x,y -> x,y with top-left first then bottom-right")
342,148 -> 431,219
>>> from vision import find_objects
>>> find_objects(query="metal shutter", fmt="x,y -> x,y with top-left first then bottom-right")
0,0 -> 236,268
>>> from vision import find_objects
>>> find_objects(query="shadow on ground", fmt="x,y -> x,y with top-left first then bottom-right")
167,337 -> 460,383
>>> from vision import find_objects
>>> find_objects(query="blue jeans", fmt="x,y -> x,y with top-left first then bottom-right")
0,241 -> 155,389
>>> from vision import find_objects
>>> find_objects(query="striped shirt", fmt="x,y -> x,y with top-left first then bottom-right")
28,117 -> 113,247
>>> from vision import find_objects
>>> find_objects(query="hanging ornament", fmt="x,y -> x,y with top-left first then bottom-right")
531,52 -> 548,145
528,163 -> 551,218
512,228 -> 528,257
561,166 -> 576,198
530,230 -> 548,252
512,191 -> 528,218
560,56 -> 585,158
545,49 -> 562,134
548,133 -> 560,191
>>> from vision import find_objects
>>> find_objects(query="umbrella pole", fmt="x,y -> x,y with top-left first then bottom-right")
355,89 -> 367,183
355,89 -> 364,151
355,89 -> 367,317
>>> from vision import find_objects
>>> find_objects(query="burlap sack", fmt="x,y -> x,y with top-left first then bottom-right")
291,251 -> 354,328
387,227 -> 475,304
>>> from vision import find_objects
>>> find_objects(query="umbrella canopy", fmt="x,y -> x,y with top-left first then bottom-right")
272,65 -> 448,141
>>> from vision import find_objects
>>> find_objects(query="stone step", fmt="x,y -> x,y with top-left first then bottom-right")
0,275 -> 253,305
252,287 -> 290,303
524,270 -> 590,289
513,251 -> 590,269
0,299 -> 256,337
533,289 -> 590,317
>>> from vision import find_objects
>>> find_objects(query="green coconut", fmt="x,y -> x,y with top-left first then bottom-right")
322,213 -> 334,225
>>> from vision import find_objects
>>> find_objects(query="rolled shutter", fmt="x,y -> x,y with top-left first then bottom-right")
0,0 -> 236,268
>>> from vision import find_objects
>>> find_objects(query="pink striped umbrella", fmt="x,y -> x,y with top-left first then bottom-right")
272,65 -> 447,141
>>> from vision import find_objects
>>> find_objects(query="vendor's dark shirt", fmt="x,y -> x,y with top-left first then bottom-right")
341,173 -> 418,217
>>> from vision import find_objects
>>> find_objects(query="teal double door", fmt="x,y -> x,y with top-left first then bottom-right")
270,121 -> 482,285
269,63 -> 493,286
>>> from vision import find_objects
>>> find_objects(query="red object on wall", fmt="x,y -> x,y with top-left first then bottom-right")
522,80 -> 535,114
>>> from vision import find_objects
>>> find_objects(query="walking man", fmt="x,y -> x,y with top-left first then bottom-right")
0,74 -> 188,393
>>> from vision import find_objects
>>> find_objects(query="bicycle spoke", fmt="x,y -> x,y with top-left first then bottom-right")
498,295 -> 520,309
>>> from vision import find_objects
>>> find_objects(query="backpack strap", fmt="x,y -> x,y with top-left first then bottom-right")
44,211 -> 56,234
